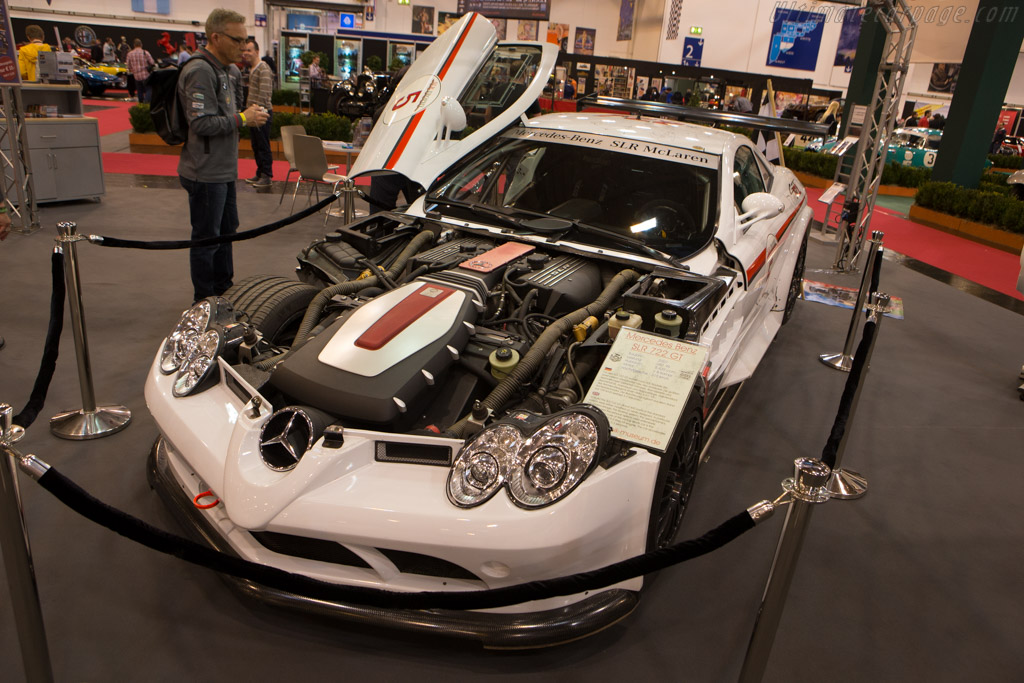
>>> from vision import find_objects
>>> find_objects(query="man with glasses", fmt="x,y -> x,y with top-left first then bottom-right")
178,9 -> 269,303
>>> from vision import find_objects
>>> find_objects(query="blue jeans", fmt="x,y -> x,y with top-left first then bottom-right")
136,76 -> 151,103
180,178 -> 238,302
250,111 -> 273,179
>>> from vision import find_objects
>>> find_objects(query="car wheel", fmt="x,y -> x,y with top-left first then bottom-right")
327,90 -> 345,116
223,275 -> 319,345
650,408 -> 703,549
74,77 -> 87,93
782,229 -> 809,324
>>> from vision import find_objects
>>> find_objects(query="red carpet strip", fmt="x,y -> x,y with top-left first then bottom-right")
805,187 -> 1023,301
83,97 -> 137,136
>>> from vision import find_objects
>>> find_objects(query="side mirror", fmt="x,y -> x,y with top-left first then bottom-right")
438,97 -> 467,140
737,192 -> 786,231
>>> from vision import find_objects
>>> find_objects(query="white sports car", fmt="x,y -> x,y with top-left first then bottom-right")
146,14 -> 821,647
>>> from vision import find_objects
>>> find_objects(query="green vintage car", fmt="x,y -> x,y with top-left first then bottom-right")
808,127 -> 991,170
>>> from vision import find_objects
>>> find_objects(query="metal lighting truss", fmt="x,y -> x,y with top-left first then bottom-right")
0,86 -> 40,234
831,0 -> 916,271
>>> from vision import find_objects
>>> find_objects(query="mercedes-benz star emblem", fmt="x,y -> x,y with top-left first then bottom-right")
259,408 -> 314,471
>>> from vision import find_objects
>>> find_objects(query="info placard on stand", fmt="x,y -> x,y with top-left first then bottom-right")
584,328 -> 707,452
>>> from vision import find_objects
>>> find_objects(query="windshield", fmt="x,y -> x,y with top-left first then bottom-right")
891,131 -> 926,148
429,133 -> 720,259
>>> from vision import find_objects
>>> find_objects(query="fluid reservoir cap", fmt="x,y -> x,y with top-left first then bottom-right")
526,253 -> 548,270
494,347 -> 514,361
615,310 -> 631,321
660,310 -> 679,320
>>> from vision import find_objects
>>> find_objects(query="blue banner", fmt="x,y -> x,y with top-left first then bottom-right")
767,8 -> 825,72
131,0 -> 171,15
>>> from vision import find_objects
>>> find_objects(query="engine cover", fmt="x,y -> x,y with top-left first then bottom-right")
269,282 -> 476,423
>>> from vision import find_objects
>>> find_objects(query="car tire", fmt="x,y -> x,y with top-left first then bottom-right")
223,275 -> 318,345
649,407 -> 703,551
782,228 -> 809,325
327,90 -> 344,117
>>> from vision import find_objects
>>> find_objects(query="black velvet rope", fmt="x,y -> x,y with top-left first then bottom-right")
820,320 -> 877,470
13,252 -> 66,429
34,465 -> 755,610
355,188 -> 393,212
92,194 -> 337,250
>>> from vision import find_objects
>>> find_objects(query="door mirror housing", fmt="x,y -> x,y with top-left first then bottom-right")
737,192 -> 786,231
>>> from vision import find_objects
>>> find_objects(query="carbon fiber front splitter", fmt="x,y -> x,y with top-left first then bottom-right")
146,437 -> 638,649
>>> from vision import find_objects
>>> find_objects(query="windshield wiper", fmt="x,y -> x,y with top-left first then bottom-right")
426,198 -> 684,267
425,197 -> 523,231
553,220 -> 685,267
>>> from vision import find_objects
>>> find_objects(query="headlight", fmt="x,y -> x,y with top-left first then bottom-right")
159,297 -> 239,396
506,413 -> 601,507
448,424 -> 522,507
172,328 -> 222,397
447,407 -> 608,509
160,300 -> 211,374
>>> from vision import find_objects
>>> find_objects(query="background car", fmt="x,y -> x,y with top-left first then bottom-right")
74,64 -> 121,96
144,13 -> 818,647
998,135 -> 1024,156
73,55 -> 128,88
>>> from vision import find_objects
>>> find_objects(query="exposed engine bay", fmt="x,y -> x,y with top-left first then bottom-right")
191,212 -> 734,443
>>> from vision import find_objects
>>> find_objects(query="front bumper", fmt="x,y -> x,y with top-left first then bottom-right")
148,437 -> 639,648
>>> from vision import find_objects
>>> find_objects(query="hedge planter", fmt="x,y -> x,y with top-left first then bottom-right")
791,170 -> 918,197
908,204 -> 1024,254
128,132 -> 357,166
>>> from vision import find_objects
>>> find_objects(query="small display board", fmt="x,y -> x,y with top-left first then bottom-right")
584,328 -> 707,452
0,0 -> 21,85
818,182 -> 846,205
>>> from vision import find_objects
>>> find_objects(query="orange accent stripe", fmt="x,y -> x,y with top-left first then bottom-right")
745,202 -> 804,282
384,13 -> 480,170
439,13 -> 478,79
386,111 -> 425,170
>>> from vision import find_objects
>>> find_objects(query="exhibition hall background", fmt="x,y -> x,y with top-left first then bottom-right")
8,0 -> 1024,112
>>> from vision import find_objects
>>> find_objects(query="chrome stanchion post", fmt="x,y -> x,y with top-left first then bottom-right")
0,404 -> 54,683
819,230 -> 884,372
49,221 -> 132,440
826,291 -> 890,500
738,458 -> 831,683
343,178 -> 355,224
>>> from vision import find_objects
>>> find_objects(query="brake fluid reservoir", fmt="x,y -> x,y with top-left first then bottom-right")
608,310 -> 643,339
654,310 -> 683,338
489,347 -> 520,380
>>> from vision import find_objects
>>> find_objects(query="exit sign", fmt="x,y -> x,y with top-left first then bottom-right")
690,26 -> 702,35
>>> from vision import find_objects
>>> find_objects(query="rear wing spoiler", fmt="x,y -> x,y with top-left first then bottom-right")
574,95 -> 831,137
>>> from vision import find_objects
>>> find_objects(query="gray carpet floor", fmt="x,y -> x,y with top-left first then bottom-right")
1,178 -> 1022,682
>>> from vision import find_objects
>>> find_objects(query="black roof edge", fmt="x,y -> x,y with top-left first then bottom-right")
574,95 -> 832,137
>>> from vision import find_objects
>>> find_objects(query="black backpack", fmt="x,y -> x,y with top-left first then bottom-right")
149,53 -> 217,146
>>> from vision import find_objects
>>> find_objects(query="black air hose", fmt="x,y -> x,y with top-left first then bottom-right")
447,269 -> 641,437
256,229 -> 435,370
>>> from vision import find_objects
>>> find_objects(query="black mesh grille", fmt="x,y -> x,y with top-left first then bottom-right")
374,440 -> 452,466
378,548 -> 481,581
251,531 -> 480,582
251,531 -> 372,568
